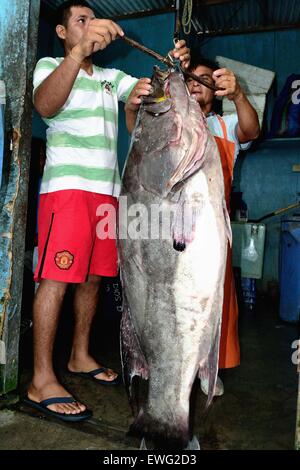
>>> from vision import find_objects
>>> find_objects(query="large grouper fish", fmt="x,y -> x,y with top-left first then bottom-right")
118,65 -> 231,449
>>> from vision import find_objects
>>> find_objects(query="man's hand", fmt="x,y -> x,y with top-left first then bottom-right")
213,68 -> 243,101
71,19 -> 124,63
212,68 -> 260,142
125,78 -> 152,133
168,39 -> 190,69
125,78 -> 152,113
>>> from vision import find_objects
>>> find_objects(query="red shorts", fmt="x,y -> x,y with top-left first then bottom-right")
34,190 -> 118,283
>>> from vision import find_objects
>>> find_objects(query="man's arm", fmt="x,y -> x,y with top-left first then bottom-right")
213,68 -> 260,143
125,78 -> 152,134
34,57 -> 82,118
34,19 -> 124,118
125,40 -> 191,134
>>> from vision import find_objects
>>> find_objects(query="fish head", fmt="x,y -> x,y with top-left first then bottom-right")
128,67 -> 208,198
142,66 -> 172,115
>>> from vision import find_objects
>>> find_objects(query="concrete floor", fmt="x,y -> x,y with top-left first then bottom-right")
0,293 -> 298,450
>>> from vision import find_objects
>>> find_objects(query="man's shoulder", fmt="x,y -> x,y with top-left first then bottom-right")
210,113 -> 239,132
37,56 -> 62,63
206,112 -> 238,141
221,113 -> 238,125
35,56 -> 62,70
207,112 -> 238,123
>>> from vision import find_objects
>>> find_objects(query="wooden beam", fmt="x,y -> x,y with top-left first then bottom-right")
197,0 -> 240,5
0,0 -> 40,395
197,22 -> 300,36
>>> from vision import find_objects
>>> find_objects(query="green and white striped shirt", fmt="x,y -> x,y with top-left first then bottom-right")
33,57 -> 138,197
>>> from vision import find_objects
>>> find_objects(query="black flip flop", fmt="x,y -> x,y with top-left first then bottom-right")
22,396 -> 92,422
68,367 -> 121,386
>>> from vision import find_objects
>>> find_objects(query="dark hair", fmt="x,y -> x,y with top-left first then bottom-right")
188,56 -> 219,73
55,0 -> 92,27
187,55 -> 222,113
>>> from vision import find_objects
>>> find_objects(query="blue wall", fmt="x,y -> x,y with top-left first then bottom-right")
235,139 -> 300,290
196,29 -> 300,98
197,29 -> 300,288
193,29 -> 300,132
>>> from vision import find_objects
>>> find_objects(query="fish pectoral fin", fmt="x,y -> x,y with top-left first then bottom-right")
167,126 -> 207,193
185,436 -> 201,450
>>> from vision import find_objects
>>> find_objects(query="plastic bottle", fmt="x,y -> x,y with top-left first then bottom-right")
232,191 -> 248,222
241,277 -> 256,310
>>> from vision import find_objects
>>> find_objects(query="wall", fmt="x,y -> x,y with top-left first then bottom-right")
194,28 -> 300,128
195,29 -> 300,289
235,139 -> 300,290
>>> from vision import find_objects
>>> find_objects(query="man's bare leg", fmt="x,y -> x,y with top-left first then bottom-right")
68,275 -> 118,382
28,279 -> 86,414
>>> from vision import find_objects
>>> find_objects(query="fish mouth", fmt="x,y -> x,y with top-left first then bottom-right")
153,65 -> 171,82
142,65 -> 172,113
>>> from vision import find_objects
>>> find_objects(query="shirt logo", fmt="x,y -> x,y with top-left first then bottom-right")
55,250 -> 74,270
100,80 -> 114,96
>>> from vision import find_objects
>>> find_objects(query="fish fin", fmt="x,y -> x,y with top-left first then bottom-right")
173,240 -> 186,252
139,438 -> 148,450
199,363 -> 218,409
172,196 -> 201,249
199,294 -> 223,408
185,436 -> 201,450
121,302 -> 149,413
167,120 -> 208,192
223,199 -> 232,247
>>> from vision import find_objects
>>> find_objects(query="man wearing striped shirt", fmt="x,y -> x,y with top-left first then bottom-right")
25,0 -> 190,421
